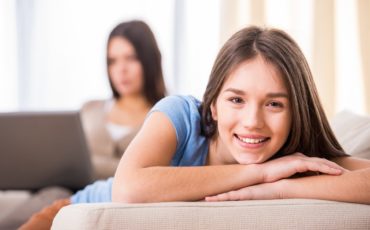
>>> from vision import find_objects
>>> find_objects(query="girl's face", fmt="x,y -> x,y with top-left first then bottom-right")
108,37 -> 144,97
211,56 -> 292,165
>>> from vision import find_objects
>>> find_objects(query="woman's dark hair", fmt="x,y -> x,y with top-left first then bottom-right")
107,20 -> 166,105
201,26 -> 346,159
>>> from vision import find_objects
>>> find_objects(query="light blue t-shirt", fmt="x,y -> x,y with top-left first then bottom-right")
71,95 -> 209,203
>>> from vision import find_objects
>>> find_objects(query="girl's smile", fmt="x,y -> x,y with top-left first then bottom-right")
234,134 -> 270,148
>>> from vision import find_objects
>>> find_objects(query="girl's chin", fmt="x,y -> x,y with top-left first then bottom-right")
235,153 -> 270,165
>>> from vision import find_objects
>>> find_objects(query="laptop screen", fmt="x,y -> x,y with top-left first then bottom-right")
0,111 -> 93,190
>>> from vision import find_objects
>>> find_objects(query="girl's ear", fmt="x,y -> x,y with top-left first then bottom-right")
210,102 -> 218,121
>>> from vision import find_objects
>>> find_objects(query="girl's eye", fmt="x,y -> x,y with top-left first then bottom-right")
267,101 -> 283,108
230,97 -> 244,104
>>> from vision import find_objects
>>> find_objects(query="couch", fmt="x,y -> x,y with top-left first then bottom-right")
51,111 -> 370,229
53,199 -> 370,229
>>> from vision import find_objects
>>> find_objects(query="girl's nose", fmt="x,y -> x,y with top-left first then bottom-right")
241,105 -> 265,129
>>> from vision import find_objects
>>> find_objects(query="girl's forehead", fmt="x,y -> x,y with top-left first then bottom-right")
221,56 -> 287,93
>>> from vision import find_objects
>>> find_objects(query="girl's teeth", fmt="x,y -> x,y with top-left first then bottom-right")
238,136 -> 266,144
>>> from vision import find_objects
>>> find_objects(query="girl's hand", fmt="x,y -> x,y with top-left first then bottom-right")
205,154 -> 347,202
205,180 -> 284,202
260,153 -> 345,183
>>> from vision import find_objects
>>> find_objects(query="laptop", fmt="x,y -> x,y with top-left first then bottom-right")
0,111 -> 93,190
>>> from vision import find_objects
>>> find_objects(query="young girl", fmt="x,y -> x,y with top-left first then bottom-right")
112,26 -> 370,204
22,25 -> 370,230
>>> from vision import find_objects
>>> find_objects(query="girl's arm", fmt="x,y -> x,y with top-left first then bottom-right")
331,156 -> 370,170
206,157 -> 370,204
284,169 -> 370,204
281,157 -> 370,204
112,112 -> 262,203
112,112 -> 344,203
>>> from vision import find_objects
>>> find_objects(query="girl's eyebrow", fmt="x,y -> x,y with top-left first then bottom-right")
266,92 -> 289,98
224,88 -> 288,98
223,88 -> 245,95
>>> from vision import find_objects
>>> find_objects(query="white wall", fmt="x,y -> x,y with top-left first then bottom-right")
0,0 -> 18,111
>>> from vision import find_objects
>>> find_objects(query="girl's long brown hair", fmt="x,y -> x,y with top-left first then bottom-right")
201,26 -> 346,159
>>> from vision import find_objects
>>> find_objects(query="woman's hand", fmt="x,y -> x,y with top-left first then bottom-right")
260,153 -> 345,183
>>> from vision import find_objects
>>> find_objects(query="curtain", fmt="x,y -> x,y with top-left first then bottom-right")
357,0 -> 370,114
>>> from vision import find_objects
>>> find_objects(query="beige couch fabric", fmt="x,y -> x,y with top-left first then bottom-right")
52,199 -> 370,229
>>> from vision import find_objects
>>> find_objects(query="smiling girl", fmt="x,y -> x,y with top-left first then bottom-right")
111,26 -> 370,203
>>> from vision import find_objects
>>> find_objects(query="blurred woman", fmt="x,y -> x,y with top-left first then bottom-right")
81,20 -> 166,179
19,20 -> 166,230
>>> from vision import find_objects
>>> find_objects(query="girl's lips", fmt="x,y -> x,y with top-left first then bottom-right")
236,134 -> 269,139
234,134 -> 270,148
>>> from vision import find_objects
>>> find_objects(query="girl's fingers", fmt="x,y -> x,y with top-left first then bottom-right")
312,157 -> 345,170
292,152 -> 346,174
305,158 -> 346,174
205,194 -> 226,202
206,191 -> 243,202
306,163 -> 342,175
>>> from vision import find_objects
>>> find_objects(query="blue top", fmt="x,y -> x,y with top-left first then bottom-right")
71,95 -> 209,203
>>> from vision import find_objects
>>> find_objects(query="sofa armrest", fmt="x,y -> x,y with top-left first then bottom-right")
52,199 -> 370,229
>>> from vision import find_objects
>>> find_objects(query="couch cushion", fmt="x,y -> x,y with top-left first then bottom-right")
330,110 -> 370,159
0,187 -> 71,230
0,190 -> 31,221
52,199 -> 370,230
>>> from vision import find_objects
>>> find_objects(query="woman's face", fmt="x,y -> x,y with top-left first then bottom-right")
211,55 -> 292,165
107,37 -> 144,97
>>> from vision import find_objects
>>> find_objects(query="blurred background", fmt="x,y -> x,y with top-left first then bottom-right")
0,0 -> 369,118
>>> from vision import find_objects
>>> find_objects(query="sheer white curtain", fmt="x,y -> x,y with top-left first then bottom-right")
335,0 -> 364,115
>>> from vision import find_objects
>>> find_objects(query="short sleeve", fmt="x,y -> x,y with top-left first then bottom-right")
147,95 -> 203,166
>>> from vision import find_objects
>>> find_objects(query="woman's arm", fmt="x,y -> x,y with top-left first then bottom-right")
206,157 -> 370,204
112,112 -> 345,203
